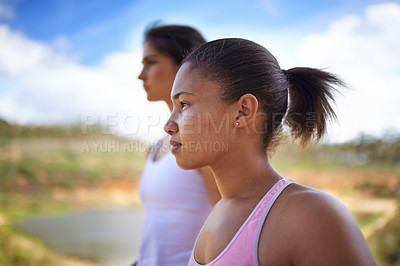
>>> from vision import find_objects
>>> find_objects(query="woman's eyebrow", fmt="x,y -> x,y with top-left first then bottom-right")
142,54 -> 158,62
173,92 -> 196,100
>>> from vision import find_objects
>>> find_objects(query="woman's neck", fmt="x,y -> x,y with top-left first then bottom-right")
210,149 -> 282,200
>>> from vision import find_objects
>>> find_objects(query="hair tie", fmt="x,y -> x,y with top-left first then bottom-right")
281,69 -> 287,76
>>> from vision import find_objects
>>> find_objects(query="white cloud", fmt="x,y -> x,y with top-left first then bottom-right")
297,2 -> 400,142
0,23 -> 169,142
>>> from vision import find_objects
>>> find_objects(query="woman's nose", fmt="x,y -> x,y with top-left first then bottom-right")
164,119 -> 178,135
138,69 -> 145,80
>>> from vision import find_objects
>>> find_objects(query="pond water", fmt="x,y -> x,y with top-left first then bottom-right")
15,208 -> 144,266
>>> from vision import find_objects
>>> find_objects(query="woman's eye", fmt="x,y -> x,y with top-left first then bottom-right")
180,101 -> 189,110
143,61 -> 157,67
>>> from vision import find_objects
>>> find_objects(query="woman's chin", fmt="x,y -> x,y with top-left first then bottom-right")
174,157 -> 204,170
146,95 -> 163,102
146,95 -> 154,101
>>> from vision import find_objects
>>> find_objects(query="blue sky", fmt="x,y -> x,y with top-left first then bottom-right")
1,0 -> 400,142
3,0 -> 393,64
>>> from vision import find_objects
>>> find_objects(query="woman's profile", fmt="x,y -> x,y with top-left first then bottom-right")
135,25 -> 220,266
164,38 -> 376,265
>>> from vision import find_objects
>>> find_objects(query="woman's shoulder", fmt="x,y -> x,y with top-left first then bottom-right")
284,183 -> 344,209
267,183 -> 375,265
282,183 -> 354,229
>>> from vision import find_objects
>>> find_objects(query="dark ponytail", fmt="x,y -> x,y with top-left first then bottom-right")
183,38 -> 345,152
284,67 -> 345,146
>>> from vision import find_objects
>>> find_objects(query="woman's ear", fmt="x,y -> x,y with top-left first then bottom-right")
234,93 -> 259,127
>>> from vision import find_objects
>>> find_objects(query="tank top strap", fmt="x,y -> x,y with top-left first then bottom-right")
148,136 -> 168,161
251,178 -> 294,265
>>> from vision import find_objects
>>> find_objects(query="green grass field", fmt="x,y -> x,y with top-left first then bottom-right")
0,121 -> 399,265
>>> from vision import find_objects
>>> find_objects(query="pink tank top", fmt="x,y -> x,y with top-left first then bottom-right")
188,178 -> 294,266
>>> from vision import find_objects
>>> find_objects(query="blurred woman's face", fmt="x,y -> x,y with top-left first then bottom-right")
138,41 -> 180,103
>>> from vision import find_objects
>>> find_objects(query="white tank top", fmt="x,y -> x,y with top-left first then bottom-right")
138,141 -> 212,266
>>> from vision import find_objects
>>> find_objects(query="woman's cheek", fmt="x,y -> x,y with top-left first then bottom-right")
151,68 -> 162,81
182,112 -> 201,138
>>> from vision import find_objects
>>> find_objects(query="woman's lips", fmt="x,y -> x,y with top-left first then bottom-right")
170,140 -> 182,154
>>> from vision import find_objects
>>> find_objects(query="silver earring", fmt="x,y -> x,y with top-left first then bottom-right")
235,122 -> 239,126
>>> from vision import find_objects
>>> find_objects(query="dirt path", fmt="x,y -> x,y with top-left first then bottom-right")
326,190 -> 398,238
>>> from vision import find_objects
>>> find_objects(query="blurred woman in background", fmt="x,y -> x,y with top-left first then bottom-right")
135,24 -> 220,266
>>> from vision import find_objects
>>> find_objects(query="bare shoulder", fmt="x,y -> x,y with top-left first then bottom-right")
283,183 -> 352,220
261,183 -> 376,266
282,184 -> 365,241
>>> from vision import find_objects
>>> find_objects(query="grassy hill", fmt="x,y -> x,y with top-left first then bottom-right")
0,121 -> 146,195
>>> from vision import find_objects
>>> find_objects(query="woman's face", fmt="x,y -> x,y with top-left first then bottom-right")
138,41 -> 180,102
164,63 -> 237,170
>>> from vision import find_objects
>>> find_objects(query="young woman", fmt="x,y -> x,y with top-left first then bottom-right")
136,25 -> 220,266
164,38 -> 376,266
